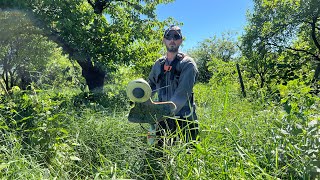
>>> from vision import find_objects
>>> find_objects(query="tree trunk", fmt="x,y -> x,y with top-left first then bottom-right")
78,57 -> 106,93
20,71 -> 32,90
0,80 -> 8,95
82,65 -> 105,93
9,71 -> 15,89
5,71 -> 10,91
259,73 -> 265,88
311,62 -> 320,94
236,63 -> 246,97
312,62 -> 320,83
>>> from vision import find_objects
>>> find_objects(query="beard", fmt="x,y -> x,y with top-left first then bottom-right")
166,44 -> 179,52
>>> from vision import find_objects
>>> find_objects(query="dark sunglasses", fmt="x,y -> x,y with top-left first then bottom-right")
164,34 -> 182,40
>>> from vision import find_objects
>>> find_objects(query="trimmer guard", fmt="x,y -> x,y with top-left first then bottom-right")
128,98 -> 176,124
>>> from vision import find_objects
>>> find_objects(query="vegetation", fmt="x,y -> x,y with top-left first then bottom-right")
1,0 -> 174,92
0,0 -> 319,179
188,32 -> 239,83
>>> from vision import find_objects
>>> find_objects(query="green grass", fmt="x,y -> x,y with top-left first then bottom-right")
0,81 -> 319,179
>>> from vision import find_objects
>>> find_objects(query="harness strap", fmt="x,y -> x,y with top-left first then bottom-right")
157,57 -> 166,83
169,57 -> 180,80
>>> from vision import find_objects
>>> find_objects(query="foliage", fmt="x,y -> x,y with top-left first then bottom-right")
188,33 -> 239,83
41,49 -> 84,90
0,86 -> 144,179
1,0 -> 175,91
208,58 -> 239,86
0,10 -> 52,90
271,79 -> 320,179
0,89 -> 75,168
241,0 -> 320,89
0,10 -> 81,92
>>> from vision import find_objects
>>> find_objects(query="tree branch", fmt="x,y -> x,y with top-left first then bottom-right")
86,0 -> 112,14
87,0 -> 94,7
267,42 -> 320,61
87,0 -> 142,14
309,21 -> 320,31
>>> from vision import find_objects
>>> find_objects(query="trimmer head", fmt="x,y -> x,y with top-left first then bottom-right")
126,78 -> 152,103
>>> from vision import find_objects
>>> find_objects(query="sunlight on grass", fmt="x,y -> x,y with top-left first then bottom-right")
0,80 -> 319,179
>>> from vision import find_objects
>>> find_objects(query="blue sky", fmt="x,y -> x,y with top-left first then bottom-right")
156,0 -> 253,51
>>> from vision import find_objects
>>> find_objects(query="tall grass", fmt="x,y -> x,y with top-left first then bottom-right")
0,78 -> 319,179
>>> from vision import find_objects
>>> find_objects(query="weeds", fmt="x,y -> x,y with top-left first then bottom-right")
0,79 -> 319,179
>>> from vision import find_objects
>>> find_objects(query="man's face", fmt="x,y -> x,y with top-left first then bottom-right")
163,31 -> 182,52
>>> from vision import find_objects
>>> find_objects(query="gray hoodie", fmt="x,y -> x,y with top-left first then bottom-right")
148,53 -> 198,118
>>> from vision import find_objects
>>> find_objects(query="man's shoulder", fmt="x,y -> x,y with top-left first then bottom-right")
154,56 -> 166,65
179,53 -> 195,64
178,53 -> 198,72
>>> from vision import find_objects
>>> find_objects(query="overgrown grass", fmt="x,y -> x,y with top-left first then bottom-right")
0,79 -> 319,179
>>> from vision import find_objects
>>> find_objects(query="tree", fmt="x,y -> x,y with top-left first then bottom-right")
242,0 -> 320,88
1,0 -> 174,93
0,10 -> 57,91
188,33 -> 238,83
240,35 -> 278,88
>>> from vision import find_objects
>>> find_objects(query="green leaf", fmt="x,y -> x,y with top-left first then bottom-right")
0,163 -> 9,171
70,156 -> 81,161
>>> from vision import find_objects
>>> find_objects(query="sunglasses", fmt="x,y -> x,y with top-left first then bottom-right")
164,33 -> 182,40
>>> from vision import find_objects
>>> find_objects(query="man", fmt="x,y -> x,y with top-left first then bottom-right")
148,25 -> 199,146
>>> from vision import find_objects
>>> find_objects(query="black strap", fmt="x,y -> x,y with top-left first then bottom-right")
170,58 -> 179,80
171,53 -> 185,79
157,58 -> 166,83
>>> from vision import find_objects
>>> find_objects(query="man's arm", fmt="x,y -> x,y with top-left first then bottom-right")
170,60 -> 198,114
